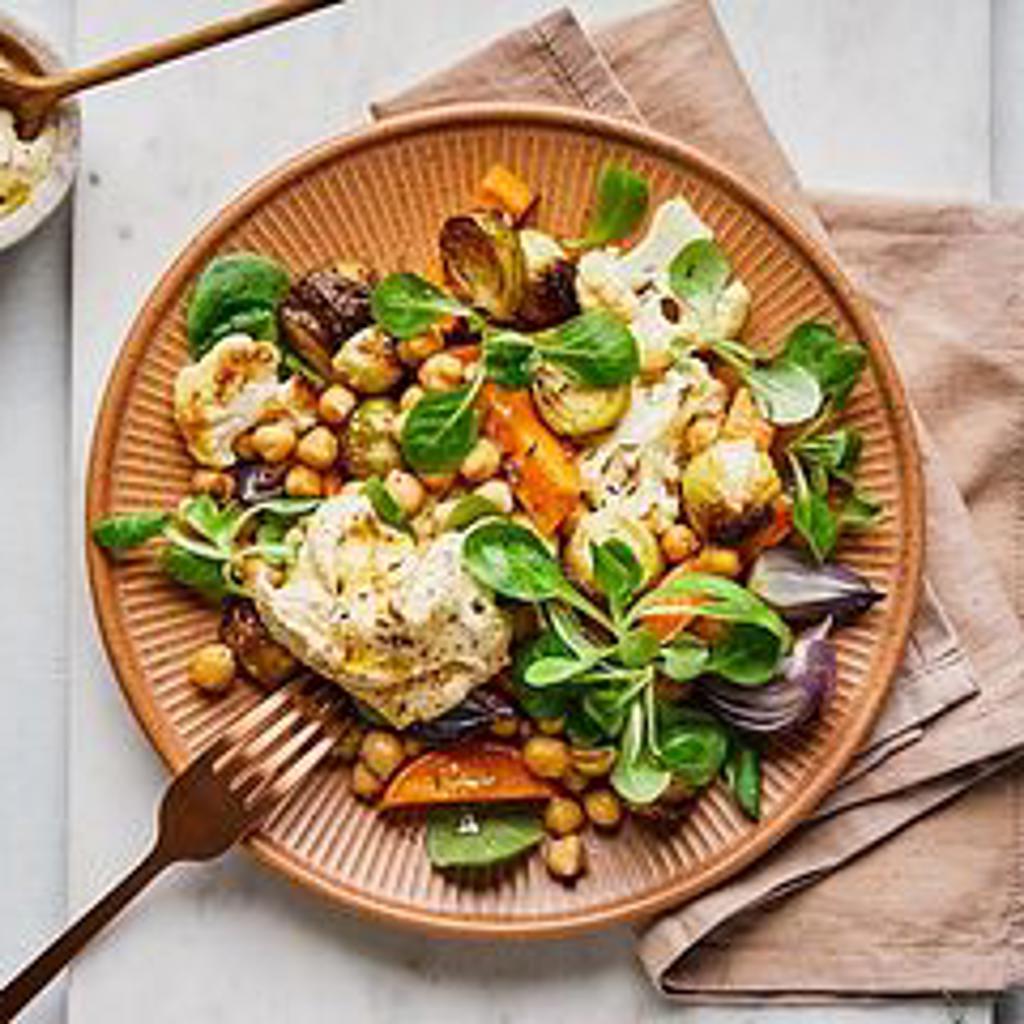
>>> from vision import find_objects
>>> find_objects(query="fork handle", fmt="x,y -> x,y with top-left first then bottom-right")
0,846 -> 171,1021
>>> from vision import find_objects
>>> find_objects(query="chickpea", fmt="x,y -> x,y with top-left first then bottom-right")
233,431 -> 257,461
351,761 -> 384,801
399,385 -> 425,412
474,478 -> 514,515
318,384 -> 358,426
544,834 -> 585,881
334,724 -> 365,763
536,716 -> 565,737
191,469 -> 235,500
686,415 -> 721,455
397,330 -> 444,365
544,796 -> 585,836
322,469 -> 345,497
583,788 -> 623,830
490,716 -> 518,739
523,736 -> 570,780
296,426 -> 340,470
332,326 -> 404,395
418,352 -> 464,392
403,737 -> 425,759
359,730 -> 406,781
460,438 -> 502,483
420,472 -> 456,494
661,523 -> 699,564
571,747 -> 617,779
251,422 -> 297,464
385,469 -> 426,517
691,546 -> 741,577
188,643 -> 236,694
285,464 -> 323,498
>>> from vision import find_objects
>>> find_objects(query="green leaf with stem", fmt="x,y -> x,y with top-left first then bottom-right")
789,453 -> 839,563
362,476 -> 412,535
573,162 -> 650,248
723,740 -> 762,820
369,272 -> 467,339
91,510 -> 169,551
400,376 -> 482,473
781,322 -> 867,409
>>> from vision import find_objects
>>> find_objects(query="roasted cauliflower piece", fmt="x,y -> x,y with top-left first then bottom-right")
682,437 -> 782,543
173,334 -> 317,468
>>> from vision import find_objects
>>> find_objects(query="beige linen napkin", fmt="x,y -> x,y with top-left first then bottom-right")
374,0 -> 1024,998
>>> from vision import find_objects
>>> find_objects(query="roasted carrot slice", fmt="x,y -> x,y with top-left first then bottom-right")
482,384 -> 581,535
476,163 -> 535,221
641,547 -> 742,641
380,741 -> 554,809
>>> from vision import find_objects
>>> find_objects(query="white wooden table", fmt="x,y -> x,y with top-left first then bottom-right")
2,1 -> 1021,1021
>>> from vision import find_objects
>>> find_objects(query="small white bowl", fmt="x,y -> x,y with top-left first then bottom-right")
0,11 -> 80,253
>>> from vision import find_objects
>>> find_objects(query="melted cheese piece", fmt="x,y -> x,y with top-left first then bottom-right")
255,495 -> 512,727
173,334 -> 317,468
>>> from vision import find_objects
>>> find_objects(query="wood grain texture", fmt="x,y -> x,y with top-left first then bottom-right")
84,104 -> 923,937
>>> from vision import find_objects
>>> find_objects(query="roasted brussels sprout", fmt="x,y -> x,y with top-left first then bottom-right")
279,267 -> 374,378
341,397 -> 403,478
516,229 -> 580,329
564,510 -> 663,595
219,598 -> 298,688
439,211 -> 525,322
682,437 -> 781,543
532,363 -> 630,438
332,325 -> 404,395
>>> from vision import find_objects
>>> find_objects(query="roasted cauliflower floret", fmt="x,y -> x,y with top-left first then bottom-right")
575,249 -> 640,320
682,437 -> 781,543
173,333 -> 316,468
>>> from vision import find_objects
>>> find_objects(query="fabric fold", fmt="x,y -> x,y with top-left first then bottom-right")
372,0 -> 1024,999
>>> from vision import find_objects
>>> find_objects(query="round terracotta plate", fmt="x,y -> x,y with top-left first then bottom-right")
86,104 -> 923,938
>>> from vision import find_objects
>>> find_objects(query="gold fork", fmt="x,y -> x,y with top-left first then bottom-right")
0,676 -> 339,1021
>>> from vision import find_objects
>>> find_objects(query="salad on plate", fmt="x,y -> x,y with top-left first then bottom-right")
93,160 -> 884,882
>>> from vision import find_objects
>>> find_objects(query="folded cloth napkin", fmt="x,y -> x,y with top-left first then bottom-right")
373,0 -> 1024,1000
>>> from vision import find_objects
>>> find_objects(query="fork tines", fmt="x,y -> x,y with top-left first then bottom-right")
207,675 -> 342,810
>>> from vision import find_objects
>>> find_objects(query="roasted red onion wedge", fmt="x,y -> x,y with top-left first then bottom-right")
748,546 -> 883,625
700,619 -> 836,735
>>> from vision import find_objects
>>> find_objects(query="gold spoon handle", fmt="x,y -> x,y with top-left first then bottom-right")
42,0 -> 344,101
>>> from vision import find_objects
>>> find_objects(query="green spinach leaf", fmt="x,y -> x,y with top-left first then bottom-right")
370,273 -> 465,339
668,238 -> 731,316
782,322 -> 867,409
576,162 -> 650,248
744,361 -> 822,426
659,635 -> 710,681
483,331 -> 537,389
159,544 -> 231,602
426,806 -> 543,868
91,510 -> 169,551
462,520 -> 567,602
610,700 -> 670,804
705,622 -> 785,685
400,383 -> 480,473
534,311 -> 640,387
362,476 -> 412,535
789,454 -> 839,563
616,627 -> 661,669
657,706 -> 730,788
443,493 -> 502,532
186,253 -> 290,359
591,537 -> 643,623
723,741 -> 762,820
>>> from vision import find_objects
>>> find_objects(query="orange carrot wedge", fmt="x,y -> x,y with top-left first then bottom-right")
380,741 -> 555,810
482,384 -> 581,535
